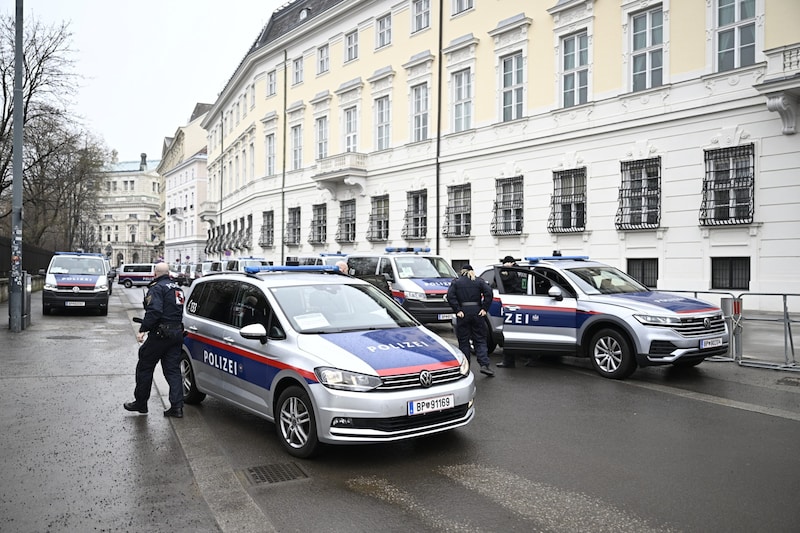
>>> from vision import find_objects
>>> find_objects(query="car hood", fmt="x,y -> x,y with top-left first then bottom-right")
297,326 -> 461,376
405,277 -> 453,293
591,291 -> 720,315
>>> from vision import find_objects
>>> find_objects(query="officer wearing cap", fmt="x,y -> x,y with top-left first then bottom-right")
124,262 -> 186,417
447,265 -> 495,377
499,255 -> 524,294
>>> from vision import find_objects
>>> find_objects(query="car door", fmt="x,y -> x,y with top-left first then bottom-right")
497,266 -> 579,355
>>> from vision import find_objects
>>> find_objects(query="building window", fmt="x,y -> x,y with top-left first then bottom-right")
712,257 -> 750,290
345,30 -> 359,62
293,57 -> 303,85
562,31 -> 588,107
344,106 -> 358,152
402,190 -> 427,240
501,52 -> 523,122
375,96 -> 391,151
548,169 -> 586,233
631,7 -> 663,92
627,258 -> 658,288
453,0 -> 473,16
317,44 -> 329,74
717,0 -> 755,72
249,142 -> 255,180
286,207 -> 301,245
336,200 -> 356,243
265,134 -> 275,176
700,144 -> 755,226
616,157 -> 661,229
315,116 -> 328,160
368,195 -> 390,241
309,204 -> 327,244
443,184 -> 471,238
376,14 -> 392,48
412,83 -> 428,142
259,211 -> 274,247
412,0 -> 430,33
453,68 -> 472,131
491,176 -> 523,236
291,125 -> 303,170
267,70 -> 276,96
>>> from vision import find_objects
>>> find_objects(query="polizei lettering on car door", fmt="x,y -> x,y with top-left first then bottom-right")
203,349 -> 240,376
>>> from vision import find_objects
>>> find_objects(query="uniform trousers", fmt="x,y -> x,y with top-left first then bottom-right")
455,312 -> 491,368
134,331 -> 183,408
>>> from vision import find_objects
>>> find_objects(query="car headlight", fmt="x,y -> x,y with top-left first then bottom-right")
315,367 -> 383,391
459,352 -> 470,375
633,314 -> 681,326
44,283 -> 56,290
404,290 -> 426,301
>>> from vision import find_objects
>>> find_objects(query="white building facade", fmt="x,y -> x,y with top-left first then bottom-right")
200,0 -> 800,311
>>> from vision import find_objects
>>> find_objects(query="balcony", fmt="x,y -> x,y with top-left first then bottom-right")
168,207 -> 184,220
754,43 -> 800,135
312,152 -> 368,199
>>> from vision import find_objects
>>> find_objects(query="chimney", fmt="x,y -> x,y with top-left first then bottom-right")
140,153 -> 147,171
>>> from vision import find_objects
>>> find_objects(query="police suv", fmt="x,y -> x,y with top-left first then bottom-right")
480,256 -> 730,379
181,266 -> 475,458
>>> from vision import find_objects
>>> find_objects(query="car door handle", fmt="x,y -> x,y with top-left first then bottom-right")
504,305 -> 520,311
223,336 -> 236,344
188,325 -> 198,331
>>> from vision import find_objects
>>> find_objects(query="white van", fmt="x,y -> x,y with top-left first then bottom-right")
285,252 -> 347,266
117,263 -> 156,288
224,256 -> 273,272
345,247 -> 457,324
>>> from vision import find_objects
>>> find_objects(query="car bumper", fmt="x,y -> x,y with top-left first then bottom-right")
636,330 -> 730,366
42,289 -> 109,309
403,300 -> 454,323
311,373 -> 476,444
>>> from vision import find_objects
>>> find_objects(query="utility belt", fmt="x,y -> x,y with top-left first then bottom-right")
158,322 -> 184,329
154,322 -> 184,339
461,302 -> 480,306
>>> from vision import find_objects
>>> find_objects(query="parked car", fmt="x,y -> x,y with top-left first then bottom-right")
39,252 -> 110,316
118,263 -> 156,288
479,255 -> 730,379
181,266 -> 475,458
193,261 -> 215,281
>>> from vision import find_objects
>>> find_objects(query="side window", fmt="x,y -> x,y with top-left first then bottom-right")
497,267 -> 528,295
194,281 -> 239,325
535,267 -> 576,298
348,256 -> 379,276
479,269 -> 496,289
378,258 -> 394,280
186,283 -> 208,317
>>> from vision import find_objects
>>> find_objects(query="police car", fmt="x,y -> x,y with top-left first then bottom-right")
39,252 -> 110,315
181,266 -> 475,458
480,256 -> 730,379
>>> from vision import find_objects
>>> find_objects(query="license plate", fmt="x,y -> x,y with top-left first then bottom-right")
408,394 -> 454,416
701,337 -> 722,349
438,313 -> 453,320
65,301 -> 85,307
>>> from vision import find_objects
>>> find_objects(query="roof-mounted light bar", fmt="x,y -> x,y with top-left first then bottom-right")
244,265 -> 339,274
524,256 -> 589,263
385,246 -> 431,253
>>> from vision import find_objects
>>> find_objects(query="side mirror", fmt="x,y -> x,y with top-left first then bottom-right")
548,286 -> 563,302
240,323 -> 268,344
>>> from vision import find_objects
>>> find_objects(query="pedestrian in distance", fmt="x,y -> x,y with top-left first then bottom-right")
124,262 -> 186,418
335,260 -> 349,274
446,265 -> 495,377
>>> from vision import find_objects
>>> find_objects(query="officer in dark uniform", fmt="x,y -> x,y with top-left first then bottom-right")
446,265 -> 495,377
124,262 -> 186,417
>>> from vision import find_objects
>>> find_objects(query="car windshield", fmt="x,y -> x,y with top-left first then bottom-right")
564,265 -> 648,295
271,282 -> 418,333
395,256 -> 456,279
49,257 -> 105,275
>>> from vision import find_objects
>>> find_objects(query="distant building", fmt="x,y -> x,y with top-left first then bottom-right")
97,154 -> 163,266
157,103 -> 212,266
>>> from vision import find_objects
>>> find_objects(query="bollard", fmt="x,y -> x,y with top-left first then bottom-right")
721,297 -> 743,362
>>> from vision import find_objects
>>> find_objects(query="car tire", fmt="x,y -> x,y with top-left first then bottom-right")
43,306 -> 51,316
123,280 -> 133,289
275,385 -> 319,458
588,328 -> 636,380
485,317 -> 497,354
181,352 -> 206,404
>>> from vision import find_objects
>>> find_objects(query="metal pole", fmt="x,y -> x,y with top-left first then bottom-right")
9,0 -> 24,332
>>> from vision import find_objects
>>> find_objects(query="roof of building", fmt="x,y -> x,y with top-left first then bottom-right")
106,159 -> 162,173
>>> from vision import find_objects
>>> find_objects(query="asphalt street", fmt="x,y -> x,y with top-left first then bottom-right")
1,288 -> 797,532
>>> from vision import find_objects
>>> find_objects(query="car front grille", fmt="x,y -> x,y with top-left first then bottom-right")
649,340 -> 677,355
347,404 -> 470,432
663,314 -> 726,337
378,366 -> 465,391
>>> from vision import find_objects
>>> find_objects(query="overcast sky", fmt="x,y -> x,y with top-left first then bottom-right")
19,0 -> 285,163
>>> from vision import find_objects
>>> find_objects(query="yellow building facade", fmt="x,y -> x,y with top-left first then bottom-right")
200,0 -> 800,310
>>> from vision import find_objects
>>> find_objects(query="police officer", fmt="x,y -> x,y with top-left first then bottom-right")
447,265 -> 495,377
124,262 -> 186,417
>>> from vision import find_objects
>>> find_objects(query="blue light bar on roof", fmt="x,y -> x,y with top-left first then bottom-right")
54,251 -> 105,257
244,265 -> 339,274
385,246 -> 431,253
524,256 -> 589,263
319,252 -> 347,257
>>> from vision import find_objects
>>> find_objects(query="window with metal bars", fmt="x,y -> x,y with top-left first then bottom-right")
367,195 -> 390,242
711,257 -> 750,290
548,169 -> 586,233
402,190 -> 427,240
285,207 -> 301,245
443,184 -> 471,238
627,258 -> 658,288
259,211 -> 274,248
616,158 -> 661,230
309,204 -> 327,244
699,144 -> 754,226
336,200 -> 356,243
491,176 -> 523,236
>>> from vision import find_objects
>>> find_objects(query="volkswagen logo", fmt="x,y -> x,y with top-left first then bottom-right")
419,370 -> 432,388
72,286 -> 80,293
703,317 -> 711,329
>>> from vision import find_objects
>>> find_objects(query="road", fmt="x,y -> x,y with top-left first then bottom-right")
123,285 -> 800,533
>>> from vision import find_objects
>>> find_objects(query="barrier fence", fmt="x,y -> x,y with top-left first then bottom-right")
661,289 -> 799,372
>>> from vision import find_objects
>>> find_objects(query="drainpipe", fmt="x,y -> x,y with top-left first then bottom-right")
219,115 -> 224,260
435,0 -> 444,255
280,49 -> 288,264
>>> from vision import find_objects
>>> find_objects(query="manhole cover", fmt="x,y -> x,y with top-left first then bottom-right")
46,336 -> 83,340
244,463 -> 308,486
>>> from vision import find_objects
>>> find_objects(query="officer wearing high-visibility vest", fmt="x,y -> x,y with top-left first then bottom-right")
446,265 -> 495,377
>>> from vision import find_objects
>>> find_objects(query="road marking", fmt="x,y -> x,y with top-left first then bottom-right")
346,475 -> 478,532
439,464 -> 675,533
